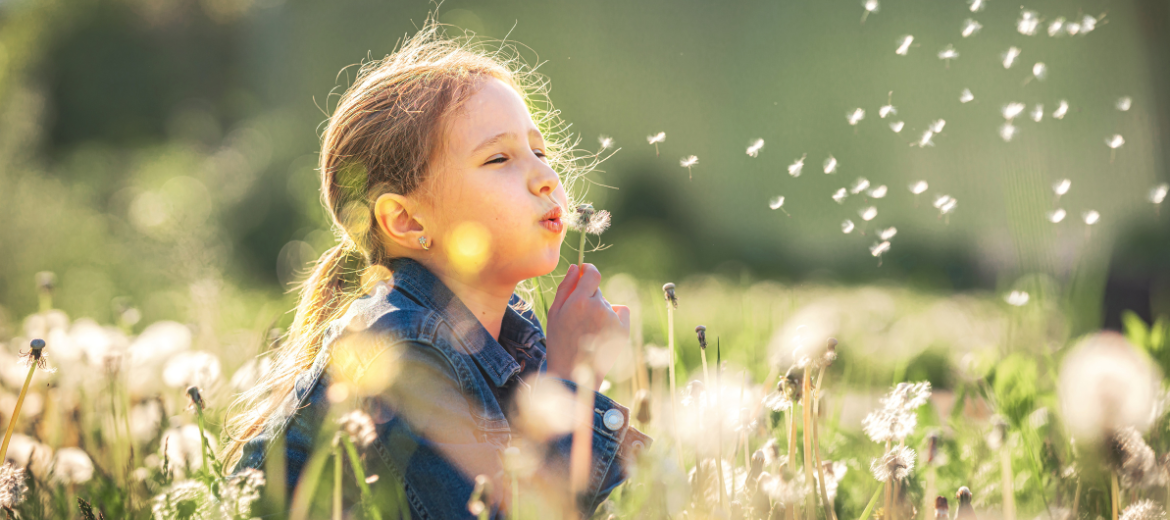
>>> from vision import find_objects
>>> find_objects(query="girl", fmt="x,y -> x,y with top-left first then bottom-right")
221,14 -> 650,520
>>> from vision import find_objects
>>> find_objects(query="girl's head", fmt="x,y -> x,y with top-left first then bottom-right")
222,15 -> 593,468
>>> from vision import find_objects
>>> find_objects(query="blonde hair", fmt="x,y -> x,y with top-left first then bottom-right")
221,12 -> 600,470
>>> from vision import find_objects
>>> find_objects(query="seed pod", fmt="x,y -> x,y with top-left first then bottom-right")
695,325 -> 707,350
186,386 -> 204,411
662,283 -> 678,308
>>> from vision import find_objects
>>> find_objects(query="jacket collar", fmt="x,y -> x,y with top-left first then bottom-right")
385,257 -> 546,388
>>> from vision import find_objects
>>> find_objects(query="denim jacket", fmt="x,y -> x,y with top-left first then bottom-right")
233,257 -> 651,519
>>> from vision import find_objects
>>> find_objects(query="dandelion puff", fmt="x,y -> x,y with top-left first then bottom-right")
1002,46 -> 1021,69
50,447 -> 94,485
1018,10 -> 1040,36
969,0 -> 986,13
338,410 -> 377,449
1048,17 -> 1066,36
848,108 -> 866,126
680,155 -> 698,180
842,220 -> 855,234
770,196 -> 791,216
960,88 -> 975,104
1000,123 -> 1018,142
1083,210 -> 1100,225
1053,100 -> 1069,119
879,227 -> 897,240
788,154 -> 807,177
860,206 -> 878,221
1120,500 -> 1167,520
832,188 -> 849,204
869,185 -> 888,198
1002,102 -> 1026,121
910,181 -> 929,195
1054,179 -> 1071,197
1059,332 -> 1161,443
1149,183 -> 1169,205
962,19 -> 983,37
1006,291 -> 1030,306
890,121 -> 905,133
871,446 -> 917,482
862,0 -> 880,23
1031,104 -> 1045,122
598,135 -> 614,150
1048,208 -> 1067,223
896,35 -> 914,56
647,131 -> 665,155
1109,428 -> 1165,489
0,462 -> 28,509
1117,97 -> 1133,112
851,177 -> 871,194
824,155 -> 838,174
938,45 -> 960,67
747,138 -> 766,157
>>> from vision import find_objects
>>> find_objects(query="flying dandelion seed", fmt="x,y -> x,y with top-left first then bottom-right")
769,196 -> 791,216
930,119 -> 946,133
879,227 -> 897,240
1002,102 -> 1026,121
1083,210 -> 1100,225
1002,46 -> 1021,69
934,195 -> 955,212
890,121 -> 905,133
1006,291 -> 1030,306
788,154 -> 807,177
869,185 -> 888,198
1031,104 -> 1045,122
910,181 -> 929,194
1053,100 -> 1069,119
969,0 -> 986,12
598,135 -> 614,150
962,19 -> 983,37
851,177 -> 871,194
680,155 -> 698,180
880,92 -> 897,118
848,108 -> 866,126
1066,21 -> 1082,35
1000,123 -> 1018,142
1048,17 -> 1066,36
862,0 -> 880,23
1107,134 -> 1126,149
1031,62 -> 1048,81
1054,179 -> 1071,198
747,138 -> 766,157
938,45 -> 960,66
833,188 -> 849,204
860,206 -> 878,221
870,241 -> 891,258
1081,14 -> 1098,34
1150,183 -> 1169,204
1018,10 -> 1040,35
1117,97 -> 1133,112
896,35 -> 915,55
647,131 -> 666,155
960,88 -> 975,103
915,130 -> 936,147
842,220 -> 856,234
1048,208 -> 1067,223
824,155 -> 838,174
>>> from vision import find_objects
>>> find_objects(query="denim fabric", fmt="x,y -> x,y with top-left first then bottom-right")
234,257 -> 651,519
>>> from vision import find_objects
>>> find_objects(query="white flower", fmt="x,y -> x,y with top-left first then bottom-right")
832,188 -> 849,204
863,0 -> 879,14
850,177 -> 871,194
879,227 -> 897,240
1150,183 -> 1169,205
842,220 -> 855,234
1002,46 -> 1022,69
933,195 -> 957,215
1066,21 -> 1082,35
909,181 -> 929,195
962,19 -> 983,37
788,154 -> 807,177
1107,134 -> 1125,149
1018,10 -> 1040,36
869,185 -> 888,198
1048,208 -> 1067,223
870,241 -> 891,257
896,35 -> 914,55
1083,210 -> 1100,225
1031,104 -> 1045,122
848,108 -> 866,126
1053,100 -> 1069,119
890,121 -> 905,133
1000,123 -> 1018,142
1005,291 -> 1030,306
960,88 -> 975,103
1117,97 -> 1133,112
747,138 -> 765,157
823,155 -> 838,174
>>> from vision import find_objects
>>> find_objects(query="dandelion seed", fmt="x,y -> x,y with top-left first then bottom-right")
870,241 -> 891,257
851,177 -> 871,194
962,19 -> 983,37
823,155 -> 838,174
598,135 -> 614,150
1031,104 -> 1045,122
842,220 -> 855,234
896,35 -> 914,56
938,45 -> 960,66
1000,123 -> 1018,142
880,93 -> 897,118
1120,500 -> 1167,520
869,185 -> 888,198
680,155 -> 698,180
1054,179 -> 1071,197
940,198 -> 957,215
1053,100 -> 1069,119
1150,183 -> 1169,204
1032,62 -> 1047,81
960,88 -> 975,104
1081,14 -> 1098,34
1109,428 -> 1165,490
1048,17 -> 1066,36
871,446 -> 917,482
833,188 -> 849,204
1107,134 -> 1125,149
0,463 -> 27,509
879,227 -> 897,240
969,0 -> 986,12
860,206 -> 878,221
862,0 -> 880,23
1066,21 -> 1082,35
915,130 -> 936,147
1048,208 -> 1067,223
890,121 -> 905,133
1002,46 -> 1021,69
1083,210 -> 1100,225
1003,102 -> 1026,121
1006,291 -> 1030,306
647,131 -> 665,155
910,181 -> 929,195
747,138 -> 766,157
934,195 -> 957,214
1117,97 -> 1133,112
338,410 -> 377,449
1018,10 -> 1040,35
788,154 -> 807,177
568,203 -> 611,265
930,119 -> 946,133
848,108 -> 866,126
770,196 -> 791,216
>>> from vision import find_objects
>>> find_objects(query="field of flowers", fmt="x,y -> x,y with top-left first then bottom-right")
2,268 -> 1169,520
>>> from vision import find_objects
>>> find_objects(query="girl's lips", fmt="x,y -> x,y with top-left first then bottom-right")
540,217 -> 564,234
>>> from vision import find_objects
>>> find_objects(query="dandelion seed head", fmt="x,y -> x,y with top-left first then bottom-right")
824,155 -> 838,174
769,196 -> 786,210
870,446 -> 917,482
1053,100 -> 1070,119
1002,46 -> 1022,69
1031,104 -> 1045,122
842,220 -> 855,234
647,132 -> 666,145
1109,428 -> 1165,490
890,121 -> 905,133
896,35 -> 914,56
848,108 -> 866,125
1107,134 -> 1126,149
162,351 -> 221,389
598,135 -> 614,150
1054,179 -> 1071,196
51,447 -> 94,485
968,0 -> 985,12
1058,331 -> 1161,442
962,19 -> 983,37
879,105 -> 896,119
860,206 -> 878,221
680,155 -> 699,168
1083,210 -> 1100,225
0,463 -> 27,510
869,185 -> 888,199
1006,291 -> 1030,306
1000,123 -> 1018,142
1150,183 -> 1169,204
960,88 -> 975,103
339,410 -> 377,449
832,188 -> 849,204
1032,62 -> 1047,80
879,227 -> 897,240
938,45 -> 960,61
747,138 -> 766,157
910,181 -> 929,195
1048,208 -> 1067,223
870,241 -> 891,257
851,177 -> 871,195
930,119 -> 947,133
788,154 -> 807,177
1002,102 -> 1026,121
1117,97 -> 1133,112
1018,10 -> 1040,36
662,283 -> 678,308
1048,17 -> 1066,36
1121,500 -> 1167,520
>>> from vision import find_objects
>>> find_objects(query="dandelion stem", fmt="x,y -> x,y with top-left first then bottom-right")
702,346 -> 727,510
333,436 -> 343,520
802,370 -> 816,520
194,403 -> 212,478
340,436 -> 383,520
666,297 -> 682,467
787,408 -> 798,520
0,363 -> 37,464
1111,473 -> 1120,520
577,230 -> 587,267
1000,448 -> 1015,520
812,368 -> 838,520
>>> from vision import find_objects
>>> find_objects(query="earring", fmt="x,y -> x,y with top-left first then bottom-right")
418,236 -> 430,251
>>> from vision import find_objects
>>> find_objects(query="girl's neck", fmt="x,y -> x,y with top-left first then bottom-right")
430,268 -> 515,340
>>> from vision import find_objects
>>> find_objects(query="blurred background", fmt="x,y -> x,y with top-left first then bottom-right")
0,0 -> 1167,340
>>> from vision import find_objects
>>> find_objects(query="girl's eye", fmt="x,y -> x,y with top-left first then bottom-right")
533,148 -> 547,159
485,155 -> 507,165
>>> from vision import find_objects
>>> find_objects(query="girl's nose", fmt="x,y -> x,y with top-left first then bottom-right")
529,159 -> 560,197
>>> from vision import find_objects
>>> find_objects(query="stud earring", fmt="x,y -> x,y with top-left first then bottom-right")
418,236 -> 430,251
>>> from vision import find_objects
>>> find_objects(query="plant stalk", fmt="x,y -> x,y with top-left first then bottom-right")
0,363 -> 37,463
802,370 -> 816,520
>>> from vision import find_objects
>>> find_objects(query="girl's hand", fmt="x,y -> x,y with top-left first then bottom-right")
544,263 -> 631,389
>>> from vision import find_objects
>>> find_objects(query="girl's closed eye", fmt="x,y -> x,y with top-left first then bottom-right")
484,148 -> 547,165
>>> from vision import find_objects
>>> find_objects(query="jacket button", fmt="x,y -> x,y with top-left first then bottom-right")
603,409 -> 624,431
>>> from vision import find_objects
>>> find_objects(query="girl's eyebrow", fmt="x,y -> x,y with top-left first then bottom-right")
469,129 -> 545,156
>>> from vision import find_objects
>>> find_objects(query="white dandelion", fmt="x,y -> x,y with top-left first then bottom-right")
824,155 -> 838,174
890,121 -> 905,133
1000,123 -> 1018,142
747,138 -> 766,157
879,227 -> 897,240
1006,291 -> 1030,306
788,154 -> 807,177
960,88 -> 975,104
862,0 -> 880,23
647,131 -> 666,155
1031,104 -> 1045,122
1002,46 -> 1022,69
938,45 -> 960,66
1048,208 -> 1067,223
851,177 -> 871,194
896,35 -> 914,56
1083,210 -> 1100,225
962,19 -> 983,37
848,108 -> 866,126
1053,100 -> 1069,119
680,155 -> 698,180
598,135 -> 614,150
1048,17 -> 1066,36
1018,10 -> 1040,36
833,188 -> 849,204
842,220 -> 856,234
869,185 -> 888,198
909,181 -> 929,195
1053,179 -> 1071,198
1117,97 -> 1133,112
859,206 -> 878,221
1002,102 -> 1026,121
969,0 -> 986,12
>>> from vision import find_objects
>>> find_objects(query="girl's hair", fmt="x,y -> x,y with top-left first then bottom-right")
220,12 -> 600,470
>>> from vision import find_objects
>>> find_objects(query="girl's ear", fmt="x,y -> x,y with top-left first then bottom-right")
374,193 -> 427,250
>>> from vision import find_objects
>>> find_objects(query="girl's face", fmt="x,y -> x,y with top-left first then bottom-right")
421,77 -> 568,285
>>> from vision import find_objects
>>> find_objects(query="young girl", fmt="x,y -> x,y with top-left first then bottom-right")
221,15 -> 650,519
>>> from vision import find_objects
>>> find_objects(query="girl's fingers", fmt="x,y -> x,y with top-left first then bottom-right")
569,263 -> 602,303
549,264 -> 579,313
611,305 -> 631,329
